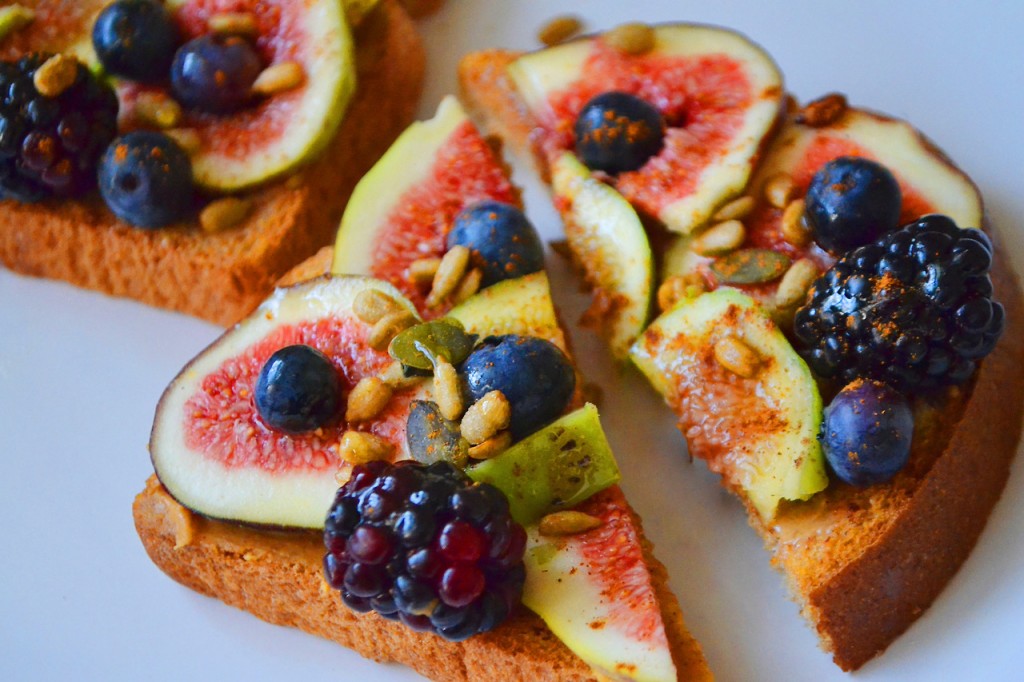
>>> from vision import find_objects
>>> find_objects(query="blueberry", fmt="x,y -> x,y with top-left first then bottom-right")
446,201 -> 544,287
254,344 -> 343,434
820,380 -> 913,486
804,156 -> 902,253
97,131 -> 193,228
574,91 -> 665,174
92,0 -> 180,82
459,335 -> 575,438
170,35 -> 262,114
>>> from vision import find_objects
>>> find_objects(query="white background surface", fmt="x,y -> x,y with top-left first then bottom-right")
2,1 -> 1023,680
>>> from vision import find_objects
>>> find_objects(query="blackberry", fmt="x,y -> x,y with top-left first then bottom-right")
0,54 -> 119,201
324,460 -> 526,641
794,215 -> 1005,392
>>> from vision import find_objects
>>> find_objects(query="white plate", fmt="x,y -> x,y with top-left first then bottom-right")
2,2 -> 1023,681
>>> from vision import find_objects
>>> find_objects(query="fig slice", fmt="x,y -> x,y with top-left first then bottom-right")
551,152 -> 653,359
333,95 -> 519,316
120,0 -> 356,191
524,487 -> 678,682
150,276 -> 424,529
663,105 -> 985,307
630,288 -> 827,519
507,23 -> 784,234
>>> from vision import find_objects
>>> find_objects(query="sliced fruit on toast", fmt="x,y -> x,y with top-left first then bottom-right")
662,98 -> 985,311
333,95 -> 520,316
463,28 -> 1022,674
480,24 -> 784,235
128,0 -> 355,191
0,0 -> 425,326
140,271 -> 712,681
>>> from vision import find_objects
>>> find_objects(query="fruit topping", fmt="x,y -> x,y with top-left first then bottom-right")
406,400 -> 469,467
522,487 -> 677,682
507,24 -> 784,234
97,130 -> 194,228
804,156 -> 902,253
333,96 -> 518,315
460,334 -> 576,438
323,460 -> 526,641
254,344 -> 344,434
795,215 -> 1004,391
0,53 -> 118,201
120,0 -> 356,192
820,379 -> 913,486
467,404 -> 621,524
170,34 -> 262,114
573,91 -> 665,174
631,289 -> 828,518
446,272 -> 569,353
552,152 -> 654,359
150,277 -> 421,528
0,6 -> 35,43
92,0 -> 180,82
446,201 -> 545,287
388,319 -> 478,371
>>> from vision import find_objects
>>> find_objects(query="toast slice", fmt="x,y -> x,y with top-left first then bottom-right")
134,476 -> 711,682
0,0 -> 424,326
458,46 -> 1024,670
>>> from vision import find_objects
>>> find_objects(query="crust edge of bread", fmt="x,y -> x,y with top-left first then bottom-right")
133,477 -> 712,682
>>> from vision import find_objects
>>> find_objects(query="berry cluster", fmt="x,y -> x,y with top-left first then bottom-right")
0,55 -> 118,201
795,215 -> 1003,392
324,460 -> 526,641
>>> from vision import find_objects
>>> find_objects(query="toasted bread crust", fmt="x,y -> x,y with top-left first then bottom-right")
458,48 -> 1024,671
792,254 -> 1024,670
133,477 -> 711,681
0,0 -> 424,327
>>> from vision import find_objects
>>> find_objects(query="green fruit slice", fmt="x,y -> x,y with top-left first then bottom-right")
447,271 -> 568,352
630,288 -> 827,518
119,0 -> 356,191
466,404 -> 621,525
507,23 -> 783,234
551,152 -> 653,359
524,487 -> 677,682
150,276 -> 425,529
333,95 -> 519,316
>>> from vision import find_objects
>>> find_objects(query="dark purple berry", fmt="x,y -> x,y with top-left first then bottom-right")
459,335 -> 575,438
795,215 -> 1003,392
821,380 -> 913,486
253,344 -> 343,433
97,131 -> 194,228
93,0 -> 181,82
574,91 -> 665,174
446,201 -> 545,287
323,461 -> 525,641
171,34 -> 262,114
0,54 -> 118,201
804,156 -> 902,253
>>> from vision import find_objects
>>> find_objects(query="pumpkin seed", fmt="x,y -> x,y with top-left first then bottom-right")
709,249 -> 791,284
389,319 -> 478,371
406,400 -> 469,468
